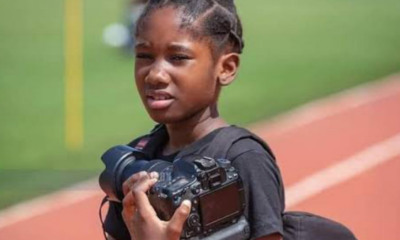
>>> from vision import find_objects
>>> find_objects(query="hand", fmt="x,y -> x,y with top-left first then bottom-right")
122,171 -> 192,240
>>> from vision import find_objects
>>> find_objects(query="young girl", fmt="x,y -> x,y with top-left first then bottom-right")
103,1 -> 285,240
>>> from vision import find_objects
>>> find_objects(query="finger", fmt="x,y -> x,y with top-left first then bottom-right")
131,176 -> 159,219
123,171 -> 147,196
167,200 -> 191,236
122,191 -> 136,221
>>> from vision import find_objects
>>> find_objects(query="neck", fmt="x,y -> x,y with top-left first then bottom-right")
163,105 -> 228,155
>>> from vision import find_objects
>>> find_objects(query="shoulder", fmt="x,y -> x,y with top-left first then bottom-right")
127,135 -> 145,148
225,126 -> 274,161
225,130 -> 283,187
228,137 -> 280,180
126,124 -> 159,144
228,137 -> 268,157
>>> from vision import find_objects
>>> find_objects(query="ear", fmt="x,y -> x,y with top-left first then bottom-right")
217,52 -> 240,86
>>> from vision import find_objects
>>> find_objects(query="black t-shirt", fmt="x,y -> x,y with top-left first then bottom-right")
103,126 -> 284,240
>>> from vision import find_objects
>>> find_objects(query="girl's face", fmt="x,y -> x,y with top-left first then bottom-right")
135,7 -> 220,124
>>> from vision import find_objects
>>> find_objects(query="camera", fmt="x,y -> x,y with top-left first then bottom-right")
99,145 -> 250,240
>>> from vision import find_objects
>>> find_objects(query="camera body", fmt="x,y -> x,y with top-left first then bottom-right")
99,145 -> 248,240
148,155 -> 245,239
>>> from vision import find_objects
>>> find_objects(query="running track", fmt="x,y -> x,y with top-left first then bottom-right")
1,75 -> 399,240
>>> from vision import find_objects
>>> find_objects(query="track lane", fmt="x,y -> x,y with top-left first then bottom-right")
292,155 -> 400,240
0,194 -> 104,239
259,80 -> 400,186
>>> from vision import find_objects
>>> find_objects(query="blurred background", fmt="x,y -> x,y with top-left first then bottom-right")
1,0 -> 400,212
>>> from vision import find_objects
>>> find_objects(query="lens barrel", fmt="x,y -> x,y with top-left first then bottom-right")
99,145 -> 148,201
99,145 -> 171,202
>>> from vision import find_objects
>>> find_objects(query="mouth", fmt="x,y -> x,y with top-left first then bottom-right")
146,91 -> 175,110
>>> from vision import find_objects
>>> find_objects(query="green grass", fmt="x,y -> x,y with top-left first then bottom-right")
1,0 -> 400,209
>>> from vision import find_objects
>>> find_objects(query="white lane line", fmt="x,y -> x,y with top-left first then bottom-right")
285,133 -> 400,208
0,180 -> 101,229
250,74 -> 400,137
0,74 -> 399,230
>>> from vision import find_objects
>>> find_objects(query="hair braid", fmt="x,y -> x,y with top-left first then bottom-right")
135,0 -> 244,55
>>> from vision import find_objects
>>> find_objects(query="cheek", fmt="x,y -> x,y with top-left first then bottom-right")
179,76 -> 217,104
134,79 -> 147,103
134,68 -> 146,91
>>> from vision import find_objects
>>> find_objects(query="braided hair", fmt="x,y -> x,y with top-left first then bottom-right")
135,0 -> 244,56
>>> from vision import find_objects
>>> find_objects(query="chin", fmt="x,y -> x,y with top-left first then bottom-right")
147,110 -> 193,125
148,111 -> 180,124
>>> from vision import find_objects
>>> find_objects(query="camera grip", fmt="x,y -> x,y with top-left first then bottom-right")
188,216 -> 250,240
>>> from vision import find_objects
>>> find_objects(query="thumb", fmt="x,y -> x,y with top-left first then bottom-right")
168,200 -> 192,236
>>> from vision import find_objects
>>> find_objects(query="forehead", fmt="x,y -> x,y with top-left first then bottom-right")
138,7 -> 182,36
136,7 -> 210,51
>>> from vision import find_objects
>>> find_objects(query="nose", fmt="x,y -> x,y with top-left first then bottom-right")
145,65 -> 171,86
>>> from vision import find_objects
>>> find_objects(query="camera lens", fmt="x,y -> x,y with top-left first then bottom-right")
99,145 -> 170,202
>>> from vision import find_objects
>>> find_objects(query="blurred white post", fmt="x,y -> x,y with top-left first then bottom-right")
64,0 -> 84,150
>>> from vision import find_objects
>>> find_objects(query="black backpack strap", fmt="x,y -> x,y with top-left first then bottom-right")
184,125 -> 276,160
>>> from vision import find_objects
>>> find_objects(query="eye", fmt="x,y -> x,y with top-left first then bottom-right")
170,54 -> 191,62
135,53 -> 154,61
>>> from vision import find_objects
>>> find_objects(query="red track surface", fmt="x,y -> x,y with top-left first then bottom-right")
1,77 -> 399,239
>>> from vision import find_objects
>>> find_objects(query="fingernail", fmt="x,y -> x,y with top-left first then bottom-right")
182,200 -> 191,208
139,171 -> 146,177
150,172 -> 159,179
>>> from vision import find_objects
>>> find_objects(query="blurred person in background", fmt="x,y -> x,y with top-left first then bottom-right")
126,0 -> 148,50
103,0 -> 148,53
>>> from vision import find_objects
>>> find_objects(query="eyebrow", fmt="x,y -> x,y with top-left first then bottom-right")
135,42 -> 195,54
167,44 -> 194,54
135,42 -> 151,49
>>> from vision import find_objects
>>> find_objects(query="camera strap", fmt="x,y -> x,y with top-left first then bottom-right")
99,196 -> 109,240
127,124 -> 168,159
135,137 -> 150,150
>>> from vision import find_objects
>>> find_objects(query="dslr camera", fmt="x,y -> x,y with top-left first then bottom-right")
99,145 -> 250,240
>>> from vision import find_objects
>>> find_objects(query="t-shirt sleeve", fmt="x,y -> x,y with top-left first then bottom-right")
228,139 -> 285,239
104,201 -> 131,240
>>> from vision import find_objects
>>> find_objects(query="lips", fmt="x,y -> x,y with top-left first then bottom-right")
146,91 -> 175,110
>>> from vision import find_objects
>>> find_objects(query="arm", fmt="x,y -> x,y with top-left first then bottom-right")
229,140 -> 285,240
